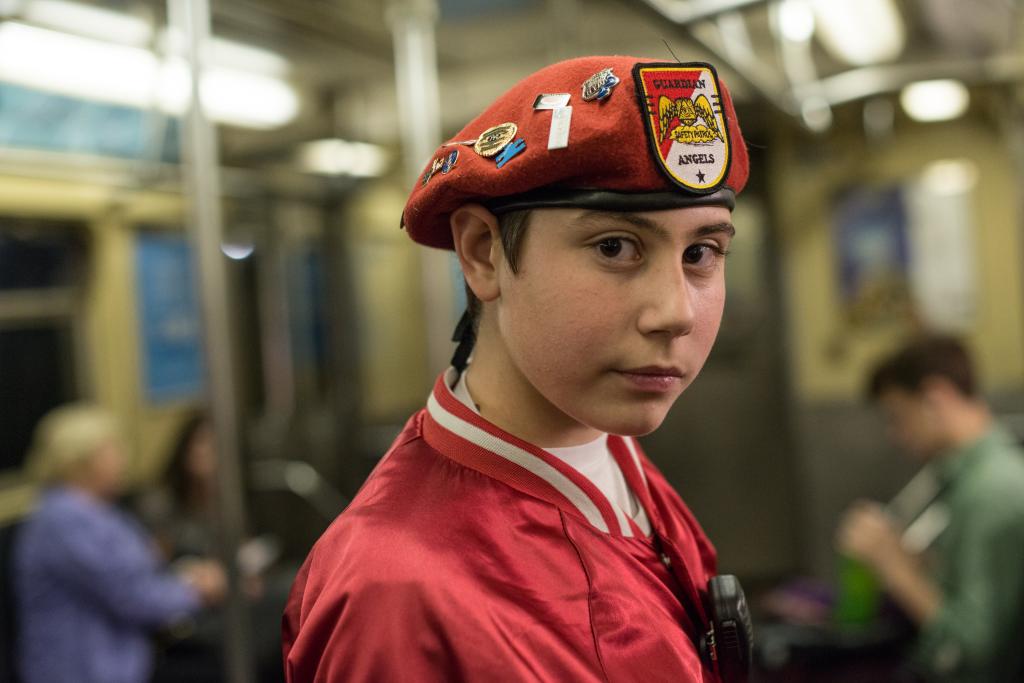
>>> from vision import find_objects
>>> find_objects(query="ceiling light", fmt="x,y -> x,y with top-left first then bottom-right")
0,22 -> 160,107
811,0 -> 904,66
778,0 -> 814,42
157,54 -> 297,130
161,28 -> 289,77
920,159 -> 978,195
297,139 -> 389,178
900,79 -> 969,122
20,0 -> 289,77
157,61 -> 300,129
209,37 -> 289,77
800,95 -> 832,132
23,0 -> 153,45
0,22 -> 299,129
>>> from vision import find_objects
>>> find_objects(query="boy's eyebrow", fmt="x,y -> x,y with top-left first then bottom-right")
574,211 -> 669,237
574,211 -> 736,239
696,222 -> 737,238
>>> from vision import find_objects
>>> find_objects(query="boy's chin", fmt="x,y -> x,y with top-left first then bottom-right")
586,407 -> 670,438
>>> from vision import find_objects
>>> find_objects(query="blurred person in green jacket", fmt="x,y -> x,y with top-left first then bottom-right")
837,335 -> 1024,682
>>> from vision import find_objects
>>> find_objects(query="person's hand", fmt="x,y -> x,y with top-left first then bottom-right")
837,500 -> 943,625
178,558 -> 228,606
836,500 -> 907,576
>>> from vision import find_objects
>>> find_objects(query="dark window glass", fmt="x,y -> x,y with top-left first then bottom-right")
0,324 -> 77,471
0,221 -> 85,472
0,227 -> 83,290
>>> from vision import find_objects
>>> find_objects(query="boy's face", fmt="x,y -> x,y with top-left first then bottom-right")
877,387 -> 948,460
494,205 -> 734,437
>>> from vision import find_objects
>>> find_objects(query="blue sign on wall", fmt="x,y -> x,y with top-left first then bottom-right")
135,232 -> 204,402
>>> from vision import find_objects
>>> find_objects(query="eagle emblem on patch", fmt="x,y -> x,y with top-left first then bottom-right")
633,62 -> 731,193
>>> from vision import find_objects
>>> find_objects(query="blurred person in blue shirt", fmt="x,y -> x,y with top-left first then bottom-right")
12,404 -> 226,683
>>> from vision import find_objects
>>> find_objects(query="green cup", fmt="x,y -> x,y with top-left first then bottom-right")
834,554 -> 881,626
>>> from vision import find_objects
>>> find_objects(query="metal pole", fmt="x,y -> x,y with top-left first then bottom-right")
167,1 -> 254,681
256,205 -> 296,418
387,0 -> 442,192
388,0 -> 454,378
1004,90 -> 1024,381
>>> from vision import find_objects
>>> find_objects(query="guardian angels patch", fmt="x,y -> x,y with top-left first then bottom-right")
633,62 -> 731,193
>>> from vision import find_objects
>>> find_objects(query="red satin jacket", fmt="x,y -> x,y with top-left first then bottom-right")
283,372 -> 720,682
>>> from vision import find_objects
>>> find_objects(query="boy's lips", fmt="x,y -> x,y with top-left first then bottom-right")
616,366 -> 685,392
621,365 -> 684,377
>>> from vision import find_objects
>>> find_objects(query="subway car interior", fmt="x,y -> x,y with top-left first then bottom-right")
1,0 -> 1023,681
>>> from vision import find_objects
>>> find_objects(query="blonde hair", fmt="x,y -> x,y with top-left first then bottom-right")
25,403 -> 122,484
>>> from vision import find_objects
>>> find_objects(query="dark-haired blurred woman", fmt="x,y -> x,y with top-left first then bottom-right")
137,412 -> 220,564
138,411 -> 285,683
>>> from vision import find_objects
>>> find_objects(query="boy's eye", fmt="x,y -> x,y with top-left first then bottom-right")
597,237 -> 639,260
683,243 -> 724,268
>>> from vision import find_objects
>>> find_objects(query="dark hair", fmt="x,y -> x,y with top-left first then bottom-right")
867,335 -> 977,401
165,410 -> 209,507
463,209 -> 532,329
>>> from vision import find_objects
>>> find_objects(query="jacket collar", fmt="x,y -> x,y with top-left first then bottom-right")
422,368 -> 655,538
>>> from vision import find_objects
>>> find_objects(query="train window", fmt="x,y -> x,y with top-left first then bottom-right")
0,228 -> 82,290
0,324 -> 78,471
0,221 -> 85,473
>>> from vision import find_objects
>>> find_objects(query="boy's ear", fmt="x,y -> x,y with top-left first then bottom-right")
450,204 -> 503,303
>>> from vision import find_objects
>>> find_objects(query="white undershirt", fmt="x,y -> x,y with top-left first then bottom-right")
452,368 -> 651,535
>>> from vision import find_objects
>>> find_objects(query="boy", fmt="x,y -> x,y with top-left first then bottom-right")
283,55 -> 749,682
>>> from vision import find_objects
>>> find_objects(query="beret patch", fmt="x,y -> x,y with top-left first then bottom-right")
633,62 -> 732,195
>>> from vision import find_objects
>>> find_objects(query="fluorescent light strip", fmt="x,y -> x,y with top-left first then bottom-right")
0,21 -> 298,129
778,0 -> 814,43
0,22 -> 160,107
921,159 -> 978,195
20,0 -> 289,77
900,79 -> 969,123
161,27 -> 290,77
297,139 -> 389,178
24,0 -> 153,45
811,0 -> 905,66
197,67 -> 298,129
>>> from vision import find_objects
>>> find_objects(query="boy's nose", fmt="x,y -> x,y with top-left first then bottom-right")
636,267 -> 696,338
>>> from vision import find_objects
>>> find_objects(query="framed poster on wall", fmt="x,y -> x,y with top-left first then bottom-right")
832,185 -> 912,328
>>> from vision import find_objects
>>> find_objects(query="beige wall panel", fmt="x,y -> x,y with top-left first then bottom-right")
346,180 -> 430,421
86,210 -> 196,487
774,119 -> 1024,400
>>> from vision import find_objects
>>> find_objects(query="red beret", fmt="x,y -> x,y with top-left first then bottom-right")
402,55 -> 749,250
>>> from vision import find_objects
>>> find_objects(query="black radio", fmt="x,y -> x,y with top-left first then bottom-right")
700,574 -> 754,683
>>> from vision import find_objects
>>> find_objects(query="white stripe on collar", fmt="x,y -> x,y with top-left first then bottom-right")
622,436 -> 649,487
450,367 -> 636,536
427,389 -> 631,536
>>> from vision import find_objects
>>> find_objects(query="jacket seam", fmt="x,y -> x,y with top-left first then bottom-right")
561,511 -> 613,683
